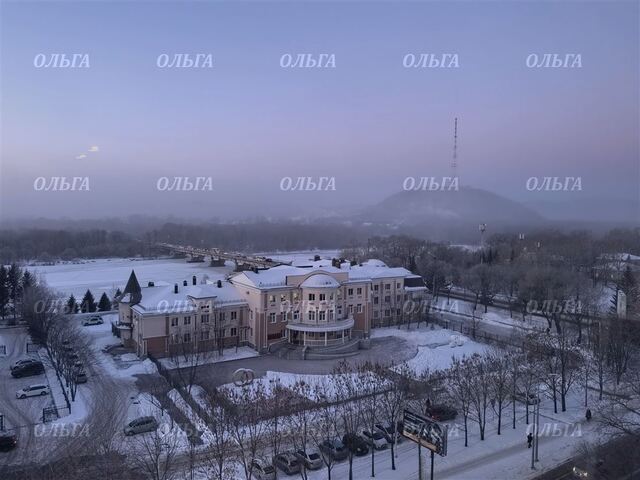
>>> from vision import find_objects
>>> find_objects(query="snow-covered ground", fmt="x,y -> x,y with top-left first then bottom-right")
158,346 -> 259,370
372,325 -> 492,375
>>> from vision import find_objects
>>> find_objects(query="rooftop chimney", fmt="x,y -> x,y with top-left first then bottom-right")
192,275 -> 197,286
183,280 -> 188,286
217,279 -> 222,288
148,281 -> 154,287
174,283 -> 178,294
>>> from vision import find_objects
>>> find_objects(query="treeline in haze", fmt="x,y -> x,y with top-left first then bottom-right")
0,229 -> 143,264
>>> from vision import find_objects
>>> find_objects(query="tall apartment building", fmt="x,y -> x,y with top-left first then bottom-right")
115,259 -> 427,358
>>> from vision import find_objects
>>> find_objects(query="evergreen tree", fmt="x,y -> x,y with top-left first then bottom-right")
21,270 -> 34,290
66,294 -> 79,314
0,266 -> 8,319
81,289 -> 97,313
98,292 -> 112,312
7,264 -> 22,319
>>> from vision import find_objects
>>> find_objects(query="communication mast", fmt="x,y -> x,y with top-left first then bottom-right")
451,117 -> 458,180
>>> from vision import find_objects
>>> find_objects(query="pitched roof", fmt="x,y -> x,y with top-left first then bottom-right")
121,270 -> 142,304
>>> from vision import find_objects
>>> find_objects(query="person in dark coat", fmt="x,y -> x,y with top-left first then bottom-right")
527,432 -> 533,448
586,409 -> 592,421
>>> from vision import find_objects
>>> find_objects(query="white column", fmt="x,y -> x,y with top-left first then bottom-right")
342,329 -> 345,343
325,331 -> 328,346
303,331 -> 306,346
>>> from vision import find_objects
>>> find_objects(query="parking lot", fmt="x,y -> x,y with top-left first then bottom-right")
0,326 -> 54,469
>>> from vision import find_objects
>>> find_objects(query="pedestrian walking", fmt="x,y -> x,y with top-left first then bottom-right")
586,409 -> 592,421
527,432 -> 533,448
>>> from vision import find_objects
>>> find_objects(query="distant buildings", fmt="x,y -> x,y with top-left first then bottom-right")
115,259 -> 427,358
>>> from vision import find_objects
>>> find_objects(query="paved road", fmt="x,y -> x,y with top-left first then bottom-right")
157,335 -> 415,390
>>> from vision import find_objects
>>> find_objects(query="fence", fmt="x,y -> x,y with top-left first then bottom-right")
0,345 -> 6,356
42,405 -> 70,423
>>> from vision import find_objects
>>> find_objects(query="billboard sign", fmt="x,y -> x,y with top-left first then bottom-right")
402,409 -> 448,456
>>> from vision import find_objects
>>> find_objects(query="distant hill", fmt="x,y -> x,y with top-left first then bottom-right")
356,186 -> 545,228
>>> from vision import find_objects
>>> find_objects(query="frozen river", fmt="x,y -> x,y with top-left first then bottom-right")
29,249 -> 340,299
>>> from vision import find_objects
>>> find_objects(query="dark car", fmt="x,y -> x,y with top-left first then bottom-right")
426,405 -> 458,421
0,432 -> 17,451
342,433 -> 369,456
319,438 -> 349,461
272,452 -> 300,475
10,358 -> 39,371
11,361 -> 44,378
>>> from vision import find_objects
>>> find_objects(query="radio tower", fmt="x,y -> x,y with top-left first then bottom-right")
451,117 -> 458,180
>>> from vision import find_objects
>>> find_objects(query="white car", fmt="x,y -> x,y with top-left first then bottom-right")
16,384 -> 50,399
361,429 -> 388,450
82,316 -> 103,326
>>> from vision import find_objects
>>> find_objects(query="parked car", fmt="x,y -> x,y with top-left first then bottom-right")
272,452 -> 300,475
319,438 -> 349,461
426,405 -> 458,421
0,432 -> 17,451
10,358 -> 39,371
250,459 -> 276,480
75,370 -> 88,383
294,449 -> 323,470
342,433 -> 369,456
571,466 -> 589,478
375,422 -> 404,444
361,429 -> 388,450
16,384 -> 50,399
515,392 -> 540,405
124,416 -> 159,436
11,362 -> 44,378
82,316 -> 103,326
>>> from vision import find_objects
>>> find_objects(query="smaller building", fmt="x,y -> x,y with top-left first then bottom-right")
116,271 -> 248,358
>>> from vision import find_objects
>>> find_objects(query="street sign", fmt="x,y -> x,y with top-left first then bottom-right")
402,409 -> 448,456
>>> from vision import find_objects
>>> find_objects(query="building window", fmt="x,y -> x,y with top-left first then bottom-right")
385,309 -> 390,317
268,295 -> 276,303
308,310 -> 316,321
269,312 -> 276,323
356,287 -> 362,295
293,310 -> 299,321
348,305 -> 354,314
219,312 -> 226,322
183,332 -> 191,343
308,293 -> 315,301
385,284 -> 391,290
171,317 -> 178,327
374,297 -> 379,305
347,288 -> 353,296
231,311 -> 237,320
249,310 -> 254,320
280,294 -> 287,302
397,282 -> 401,288
200,314 -> 209,324
357,304 -> 363,313
319,311 -> 326,321
396,295 -> 401,302
337,306 -> 342,315
374,284 -> 379,292
184,316 -> 191,325
319,293 -> 326,301
385,296 -> 391,303
328,310 -> 334,320
231,327 -> 237,337
281,312 -> 287,322
397,308 -> 401,316
374,311 -> 379,318
293,292 -> 299,301
200,330 -> 209,341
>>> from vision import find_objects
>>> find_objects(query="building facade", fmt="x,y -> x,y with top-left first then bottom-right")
115,259 -> 427,357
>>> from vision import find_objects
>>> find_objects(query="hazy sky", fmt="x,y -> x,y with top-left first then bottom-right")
1,0 -> 638,221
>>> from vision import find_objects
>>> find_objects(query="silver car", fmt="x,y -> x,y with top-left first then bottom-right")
16,384 -> 50,399
124,416 -> 158,436
251,459 -> 276,480
294,449 -> 323,470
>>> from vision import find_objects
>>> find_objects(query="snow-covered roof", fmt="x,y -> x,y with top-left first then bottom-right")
300,274 -> 340,289
131,282 -> 247,316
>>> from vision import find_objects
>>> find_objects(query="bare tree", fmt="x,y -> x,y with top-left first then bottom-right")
286,380 -> 317,480
488,351 -> 512,435
332,361 -> 362,480
201,389 -> 236,480
128,428 -> 180,480
226,382 -> 269,480
468,355 -> 491,440
448,357 -> 473,446
311,378 -> 340,480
